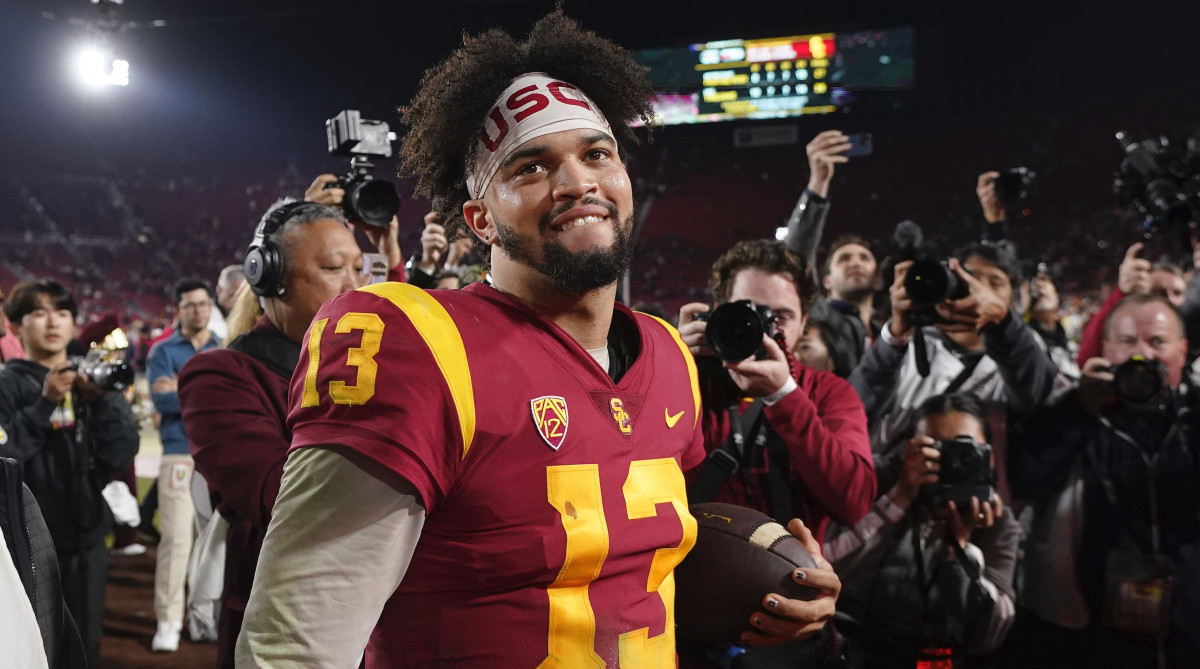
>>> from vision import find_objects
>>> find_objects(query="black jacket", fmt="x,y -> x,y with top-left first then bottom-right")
1010,386 -> 1200,626
1,457 -> 87,669
0,359 -> 139,553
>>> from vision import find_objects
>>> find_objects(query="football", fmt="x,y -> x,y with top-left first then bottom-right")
674,503 -> 821,644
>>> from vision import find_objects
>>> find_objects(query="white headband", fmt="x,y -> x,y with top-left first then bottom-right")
466,72 -> 613,200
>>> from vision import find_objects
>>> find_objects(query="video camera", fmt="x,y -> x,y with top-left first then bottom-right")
325,110 -> 402,227
68,328 -> 134,392
922,435 -> 995,509
696,300 -> 779,362
1113,129 -> 1200,252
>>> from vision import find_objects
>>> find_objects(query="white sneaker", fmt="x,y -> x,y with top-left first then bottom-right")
111,543 -> 147,557
151,620 -> 182,652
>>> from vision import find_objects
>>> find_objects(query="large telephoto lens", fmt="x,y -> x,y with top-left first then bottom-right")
346,178 -> 401,228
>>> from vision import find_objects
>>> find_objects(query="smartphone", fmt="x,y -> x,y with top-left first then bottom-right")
844,132 -> 873,158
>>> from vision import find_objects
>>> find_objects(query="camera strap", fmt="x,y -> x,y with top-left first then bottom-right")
688,400 -> 766,505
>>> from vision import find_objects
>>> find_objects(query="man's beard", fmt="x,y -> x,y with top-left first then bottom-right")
494,199 -> 638,294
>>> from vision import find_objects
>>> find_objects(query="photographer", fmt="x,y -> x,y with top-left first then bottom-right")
1023,269 -> 1081,382
849,242 -> 1058,496
784,130 -> 883,377
826,393 -> 1019,668
1077,242 -> 1191,366
1009,293 -> 1200,668
404,210 -> 477,289
0,279 -> 139,668
679,240 -> 875,544
178,197 -> 403,668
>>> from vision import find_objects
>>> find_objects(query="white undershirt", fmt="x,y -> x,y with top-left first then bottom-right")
586,345 -> 610,373
0,525 -> 49,669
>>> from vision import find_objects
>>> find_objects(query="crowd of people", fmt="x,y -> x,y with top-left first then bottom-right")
1,9 -> 1199,669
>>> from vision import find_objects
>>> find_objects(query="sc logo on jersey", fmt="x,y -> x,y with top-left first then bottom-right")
531,396 -> 569,451
610,398 -> 632,436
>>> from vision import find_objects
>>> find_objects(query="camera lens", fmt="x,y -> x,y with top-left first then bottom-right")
346,179 -> 401,227
904,260 -> 965,306
1113,357 -> 1164,405
705,302 -> 767,362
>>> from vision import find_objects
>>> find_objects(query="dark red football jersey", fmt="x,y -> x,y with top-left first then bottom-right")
288,281 -> 705,668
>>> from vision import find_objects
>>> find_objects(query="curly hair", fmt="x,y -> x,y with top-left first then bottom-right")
398,10 -> 655,246
709,240 -> 818,312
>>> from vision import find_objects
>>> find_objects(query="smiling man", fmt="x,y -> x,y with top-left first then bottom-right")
236,12 -> 838,669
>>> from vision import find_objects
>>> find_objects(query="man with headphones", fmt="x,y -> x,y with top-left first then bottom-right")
177,192 -> 404,668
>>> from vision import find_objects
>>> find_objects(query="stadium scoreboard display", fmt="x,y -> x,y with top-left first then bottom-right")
634,26 -> 913,125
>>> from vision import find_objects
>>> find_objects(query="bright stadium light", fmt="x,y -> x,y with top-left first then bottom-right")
75,46 -> 129,87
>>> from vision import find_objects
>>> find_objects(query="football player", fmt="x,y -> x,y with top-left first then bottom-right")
237,12 -> 839,667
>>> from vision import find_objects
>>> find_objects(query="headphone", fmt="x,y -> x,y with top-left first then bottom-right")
244,201 -> 308,298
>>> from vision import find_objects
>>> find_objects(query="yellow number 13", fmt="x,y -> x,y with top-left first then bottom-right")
541,458 -> 695,669
301,312 -> 385,407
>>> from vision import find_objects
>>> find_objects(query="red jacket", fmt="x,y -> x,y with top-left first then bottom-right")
1076,287 -> 1124,367
697,362 -> 876,545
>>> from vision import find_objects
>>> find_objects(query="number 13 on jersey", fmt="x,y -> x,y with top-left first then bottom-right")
301,312 -> 385,407
542,458 -> 696,668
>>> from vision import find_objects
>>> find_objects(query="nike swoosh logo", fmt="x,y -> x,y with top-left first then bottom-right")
665,408 -> 686,429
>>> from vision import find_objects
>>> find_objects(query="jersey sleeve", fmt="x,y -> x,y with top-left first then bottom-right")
287,282 -> 477,513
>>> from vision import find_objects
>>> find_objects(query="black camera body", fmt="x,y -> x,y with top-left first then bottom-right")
698,300 -> 778,362
922,436 -> 995,509
904,259 -> 970,308
992,167 -> 1037,207
1111,355 -> 1167,406
325,110 -> 401,228
68,353 -> 134,392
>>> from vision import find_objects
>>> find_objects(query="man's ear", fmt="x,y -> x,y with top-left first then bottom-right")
822,274 -> 833,293
462,199 -> 496,245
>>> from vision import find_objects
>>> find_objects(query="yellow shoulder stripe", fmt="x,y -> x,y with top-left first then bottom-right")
643,314 -> 702,429
359,282 -> 476,459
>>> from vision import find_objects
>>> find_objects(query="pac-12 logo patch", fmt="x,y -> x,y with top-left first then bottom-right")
531,396 -> 569,450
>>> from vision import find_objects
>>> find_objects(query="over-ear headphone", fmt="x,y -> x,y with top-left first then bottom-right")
244,201 -> 308,298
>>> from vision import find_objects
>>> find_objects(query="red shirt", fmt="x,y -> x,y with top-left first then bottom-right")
698,364 -> 875,544
289,282 -> 706,668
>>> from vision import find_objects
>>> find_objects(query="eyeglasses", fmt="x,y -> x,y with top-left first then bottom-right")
179,299 -> 213,311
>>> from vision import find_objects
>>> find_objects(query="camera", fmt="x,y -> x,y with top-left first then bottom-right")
325,110 -> 402,227
1113,130 -> 1200,250
697,300 -> 778,362
992,167 -> 1037,207
1110,355 -> 1167,406
68,352 -> 134,392
923,436 -> 995,509
904,259 -> 970,307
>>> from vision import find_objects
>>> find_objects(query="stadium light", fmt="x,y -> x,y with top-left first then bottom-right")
76,46 -> 129,87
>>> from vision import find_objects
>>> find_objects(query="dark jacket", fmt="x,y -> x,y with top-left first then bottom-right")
0,359 -> 139,553
0,457 -> 87,669
1010,387 -> 1200,631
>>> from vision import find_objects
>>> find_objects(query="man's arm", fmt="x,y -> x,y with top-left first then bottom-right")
784,130 -> 849,281
0,373 -> 58,464
147,343 -> 181,415
236,446 -> 425,669
982,313 -> 1058,416
765,372 -> 876,526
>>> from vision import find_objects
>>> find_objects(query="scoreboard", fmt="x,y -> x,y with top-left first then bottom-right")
634,26 -> 913,125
